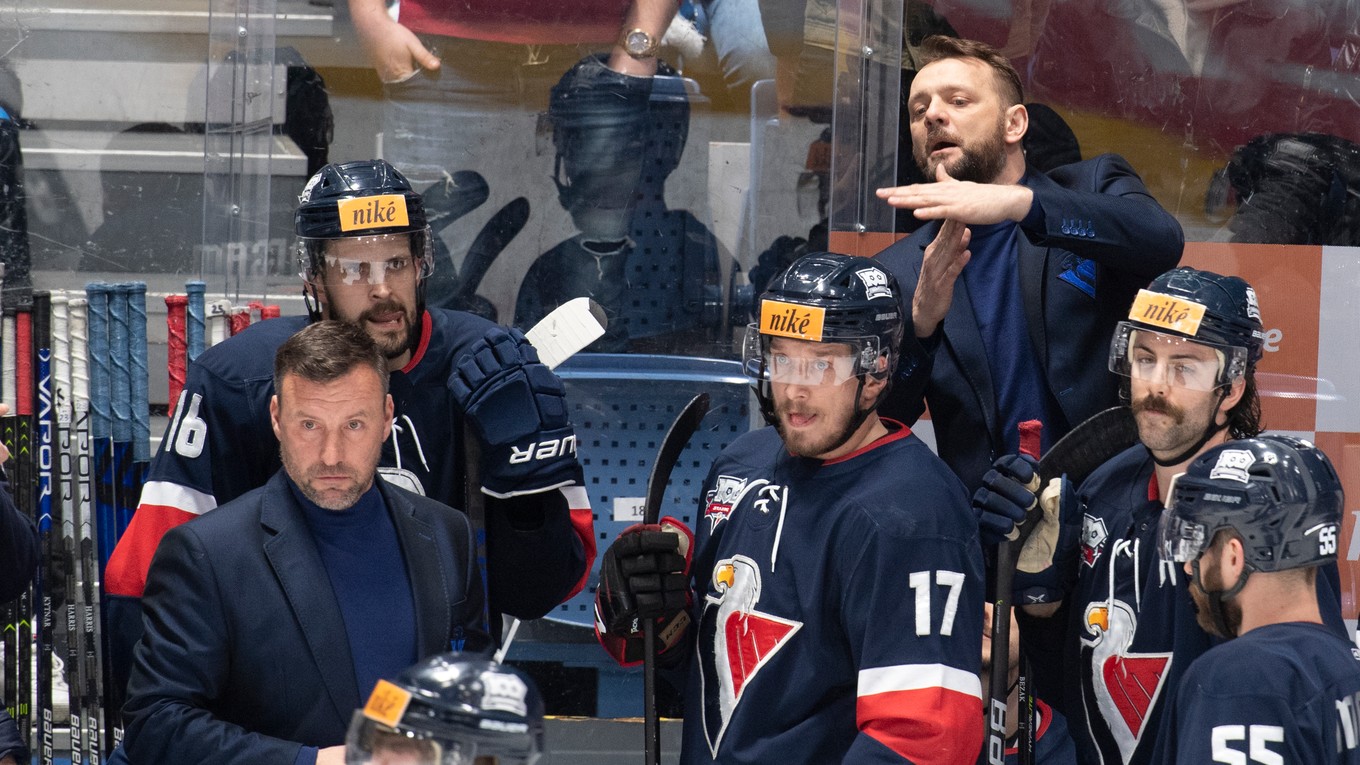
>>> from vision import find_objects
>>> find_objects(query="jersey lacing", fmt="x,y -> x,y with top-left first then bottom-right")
1108,537 -> 1143,612
391,413 -> 431,473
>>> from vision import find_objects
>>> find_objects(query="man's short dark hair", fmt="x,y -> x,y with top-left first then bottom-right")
273,320 -> 389,395
919,35 -> 1024,108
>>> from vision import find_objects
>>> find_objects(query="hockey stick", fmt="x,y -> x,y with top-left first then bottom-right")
0,306 -> 14,727
53,293 -> 86,765
71,296 -> 103,765
14,300 -> 32,751
165,295 -> 188,411
33,290 -> 54,765
984,406 -> 1138,764
128,284 -> 150,549
465,299 -> 607,658
186,281 -> 205,365
641,393 -> 710,765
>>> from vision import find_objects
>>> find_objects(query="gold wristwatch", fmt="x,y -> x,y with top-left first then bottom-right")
620,28 -> 660,59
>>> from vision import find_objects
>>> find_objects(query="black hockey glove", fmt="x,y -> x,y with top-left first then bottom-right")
971,454 -> 1040,546
450,326 -> 580,498
595,518 -> 693,666
1013,475 -> 1081,606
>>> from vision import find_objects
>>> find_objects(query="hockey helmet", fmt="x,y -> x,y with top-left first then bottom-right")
345,653 -> 545,765
1160,435 -> 1343,573
1109,267 -> 1265,390
295,160 -> 434,296
743,252 -> 903,420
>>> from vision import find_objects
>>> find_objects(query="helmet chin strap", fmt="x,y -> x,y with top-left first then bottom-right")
302,279 -> 323,322
1190,556 -> 1250,638
1152,385 -> 1231,468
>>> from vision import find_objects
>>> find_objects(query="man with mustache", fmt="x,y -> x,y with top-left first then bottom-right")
594,253 -> 985,763
122,321 -> 490,764
103,160 -> 593,708
977,267 -> 1346,765
873,35 -> 1184,494
1153,435 -> 1359,764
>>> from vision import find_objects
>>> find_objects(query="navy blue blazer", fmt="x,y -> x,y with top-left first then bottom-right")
122,471 -> 489,765
876,154 -> 1183,491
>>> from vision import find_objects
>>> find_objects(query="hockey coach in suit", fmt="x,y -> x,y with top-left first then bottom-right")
874,35 -> 1184,492
121,321 -> 489,765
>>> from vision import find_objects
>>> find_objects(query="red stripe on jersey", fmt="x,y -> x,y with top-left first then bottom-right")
105,502 -> 198,597
564,499 -> 596,601
858,686 -> 983,764
400,311 -> 434,374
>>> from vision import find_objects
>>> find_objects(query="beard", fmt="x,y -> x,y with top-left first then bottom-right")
773,397 -> 862,459
280,444 -> 379,511
1189,558 -> 1242,639
914,119 -> 1008,183
326,290 -> 417,360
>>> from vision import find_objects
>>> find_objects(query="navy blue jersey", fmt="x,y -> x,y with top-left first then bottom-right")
1154,622 -> 1360,764
107,309 -> 592,619
680,423 -> 985,764
1051,444 -> 1347,765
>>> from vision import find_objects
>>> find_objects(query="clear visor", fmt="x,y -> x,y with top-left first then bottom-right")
1108,323 -> 1246,391
299,232 -> 435,288
1158,478 -> 1210,564
741,324 -> 874,387
345,712 -> 480,765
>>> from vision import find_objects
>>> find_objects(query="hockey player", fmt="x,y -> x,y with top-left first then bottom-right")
595,252 -> 986,763
971,267 -> 1347,765
345,653 -> 544,765
1153,435 -> 1360,764
104,159 -> 594,690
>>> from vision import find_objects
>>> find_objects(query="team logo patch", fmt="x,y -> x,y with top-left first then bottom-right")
378,466 -> 426,496
1209,449 -> 1255,483
854,267 -> 893,301
1244,286 -> 1261,321
699,555 -> 802,757
705,476 -> 748,532
1081,599 -> 1172,762
1081,514 -> 1109,567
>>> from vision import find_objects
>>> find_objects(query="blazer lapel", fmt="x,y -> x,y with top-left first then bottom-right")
383,483 -> 453,657
260,474 -> 358,727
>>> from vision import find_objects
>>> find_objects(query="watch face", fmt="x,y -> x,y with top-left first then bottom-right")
626,30 -> 653,56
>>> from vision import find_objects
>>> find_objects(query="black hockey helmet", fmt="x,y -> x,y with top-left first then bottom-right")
295,159 -> 435,319
743,252 -> 904,423
1109,267 -> 1265,389
1160,435 -> 1343,573
345,653 -> 545,765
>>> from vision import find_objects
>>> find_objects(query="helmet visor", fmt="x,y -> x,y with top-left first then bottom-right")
1108,323 -> 1247,391
1158,478 -> 1210,564
299,231 -> 435,287
742,324 -> 872,387
346,712 -> 481,765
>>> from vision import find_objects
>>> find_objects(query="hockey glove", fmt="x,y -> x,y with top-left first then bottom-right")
1013,475 -> 1081,606
595,518 -> 693,666
971,454 -> 1040,546
449,326 -> 579,498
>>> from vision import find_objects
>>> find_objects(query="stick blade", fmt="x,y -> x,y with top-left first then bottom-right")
1037,406 -> 1139,486
643,393 -> 710,525
524,297 -> 608,370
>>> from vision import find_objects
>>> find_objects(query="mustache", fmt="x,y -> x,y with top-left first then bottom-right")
359,299 -> 410,324
1132,394 -> 1186,424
